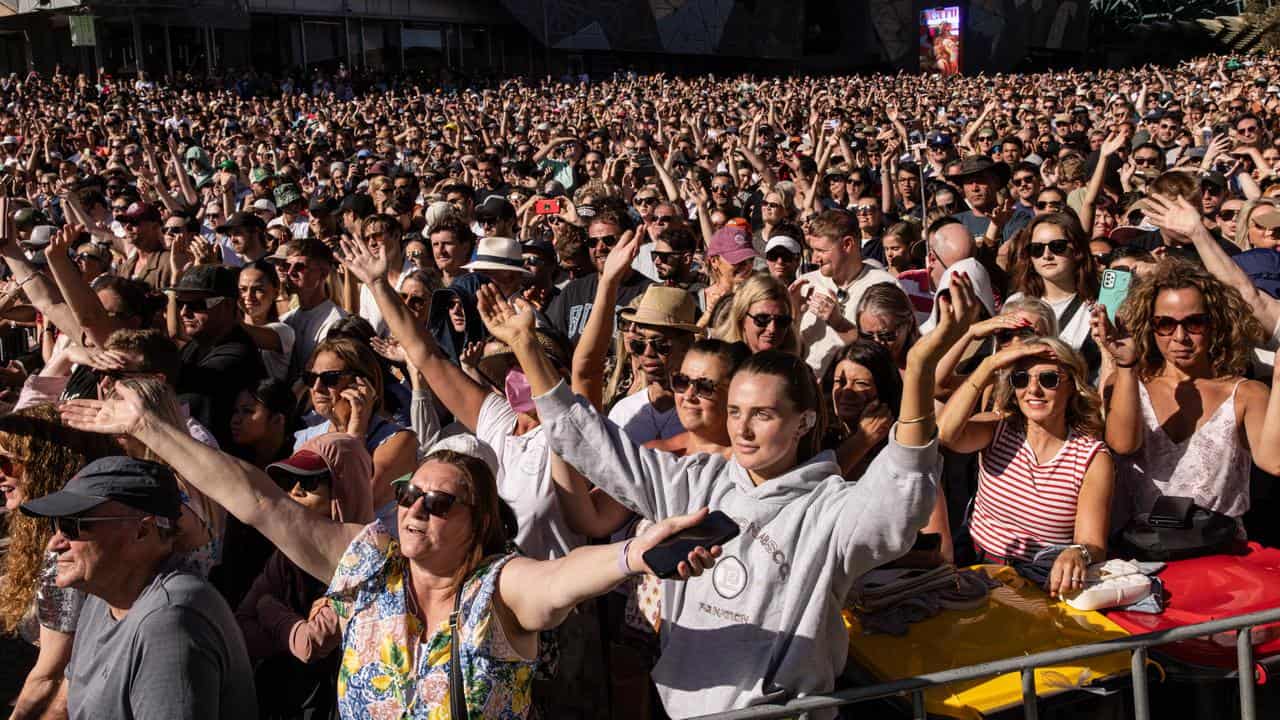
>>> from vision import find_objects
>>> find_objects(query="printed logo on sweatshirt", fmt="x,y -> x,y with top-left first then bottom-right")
738,519 -> 792,581
712,555 -> 748,599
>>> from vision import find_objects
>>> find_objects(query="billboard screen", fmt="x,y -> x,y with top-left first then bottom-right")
919,5 -> 961,75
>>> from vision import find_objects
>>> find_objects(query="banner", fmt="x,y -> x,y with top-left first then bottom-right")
69,15 -> 96,47
919,6 -> 961,75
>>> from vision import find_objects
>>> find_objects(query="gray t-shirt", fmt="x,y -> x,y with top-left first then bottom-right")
65,565 -> 256,720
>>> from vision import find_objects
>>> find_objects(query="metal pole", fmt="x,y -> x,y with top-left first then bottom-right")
130,10 -> 144,76
910,690 -> 926,720
1020,668 -> 1038,720
1131,647 -> 1150,720
299,20 -> 308,69
1238,627 -> 1257,720
163,22 -> 173,82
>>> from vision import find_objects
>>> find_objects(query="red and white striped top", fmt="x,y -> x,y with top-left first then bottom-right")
970,419 -> 1107,563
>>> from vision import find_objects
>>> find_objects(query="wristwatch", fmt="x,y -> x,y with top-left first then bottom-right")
1066,543 -> 1093,566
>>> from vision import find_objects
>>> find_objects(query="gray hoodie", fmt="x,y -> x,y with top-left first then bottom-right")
534,381 -> 939,719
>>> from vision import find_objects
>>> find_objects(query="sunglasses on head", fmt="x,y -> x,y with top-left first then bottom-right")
1152,313 -> 1211,337
273,470 -> 331,494
858,328 -> 899,344
1028,239 -> 1070,258
301,369 -> 358,388
394,483 -> 469,517
747,312 -> 791,331
1010,368 -> 1063,390
51,514 -> 147,541
670,372 -> 718,399
628,336 -> 674,356
588,234 -> 619,249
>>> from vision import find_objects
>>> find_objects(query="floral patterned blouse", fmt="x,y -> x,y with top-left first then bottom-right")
327,521 -> 538,719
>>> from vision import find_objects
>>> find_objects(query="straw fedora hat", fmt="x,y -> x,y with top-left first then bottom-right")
618,286 -> 704,335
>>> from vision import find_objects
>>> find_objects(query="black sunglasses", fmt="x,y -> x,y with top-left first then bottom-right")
670,372 -> 718,399
651,250 -> 686,263
1028,239 -> 1071,258
51,514 -> 146,541
995,326 -> 1037,344
747,312 -> 792,331
175,296 -> 226,313
628,336 -> 674,356
273,470 -> 331,494
1093,252 -> 1113,266
1218,209 -> 1239,221
766,249 -> 798,262
1010,369 -> 1063,390
1034,200 -> 1065,211
1152,313 -> 1211,337
588,234 -> 619,249
301,369 -> 359,388
399,293 -> 429,311
858,328 -> 899,344
394,483 -> 469,517
163,226 -> 187,235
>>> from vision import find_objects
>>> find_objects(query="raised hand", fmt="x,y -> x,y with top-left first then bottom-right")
970,313 -> 1034,340
476,283 -> 536,346
1145,192 -> 1203,239
987,341 -> 1058,371
910,272 -> 979,368
339,376 -> 376,436
1089,305 -> 1138,368
60,382 -> 149,437
1099,132 -> 1126,158
336,235 -> 389,286
602,230 -> 639,285
370,336 -> 407,364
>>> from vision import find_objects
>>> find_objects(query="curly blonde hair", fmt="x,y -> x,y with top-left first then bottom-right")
0,405 -> 117,635
1117,258 -> 1263,380
992,337 -> 1103,438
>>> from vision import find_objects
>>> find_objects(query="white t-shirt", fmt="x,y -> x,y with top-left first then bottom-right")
358,258 -> 415,336
282,299 -> 348,375
475,393 -> 584,561
797,265 -> 900,376
607,387 -> 684,446
1006,291 -> 1093,350
260,321 -> 296,382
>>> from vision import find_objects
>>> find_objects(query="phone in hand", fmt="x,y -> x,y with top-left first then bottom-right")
1098,268 -> 1132,323
533,198 -> 562,216
642,510 -> 740,579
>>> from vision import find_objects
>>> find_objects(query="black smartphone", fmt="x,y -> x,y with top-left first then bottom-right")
641,511 -> 740,579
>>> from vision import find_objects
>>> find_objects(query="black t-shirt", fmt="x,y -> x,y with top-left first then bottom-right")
177,324 -> 267,447
546,271 -> 653,345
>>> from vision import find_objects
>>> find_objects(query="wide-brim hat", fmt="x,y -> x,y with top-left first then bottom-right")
477,329 -> 571,390
462,236 -> 532,276
618,286 -> 705,335
947,155 -> 1012,186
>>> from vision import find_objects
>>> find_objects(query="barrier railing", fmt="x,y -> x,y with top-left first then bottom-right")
692,605 -> 1280,720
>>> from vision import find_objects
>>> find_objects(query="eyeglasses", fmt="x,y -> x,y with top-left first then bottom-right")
1093,252 -> 1113,266
273,471 -> 331,494
73,253 -> 102,264
762,201 -> 784,211
51,514 -> 147,541
654,214 -> 677,224
651,250 -> 685,263
670,372 -> 718,399
1219,209 -> 1239,221
1010,369 -> 1063,390
995,326 -> 1037,344
1152,313 -> 1211,337
712,184 -> 733,194
747,312 -> 792,331
1027,239 -> 1070,258
399,293 -> 428,311
175,296 -> 226,313
405,250 -> 426,261
588,234 -> 619,249
858,328 -> 900,344
1238,124 -> 1260,134
766,249 -> 798,263
1035,200 -> 1065,211
628,336 -> 674,356
301,369 -> 359,388
394,483 -> 469,517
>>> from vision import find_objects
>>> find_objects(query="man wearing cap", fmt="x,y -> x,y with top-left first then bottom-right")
20,456 -> 256,720
270,183 -> 310,239
217,211 -> 269,266
795,209 -> 899,376
948,156 -> 1024,244
168,265 -> 267,446
546,209 -> 652,344
475,195 -> 517,239
924,132 -> 957,179
118,202 -> 173,290
608,286 -> 702,445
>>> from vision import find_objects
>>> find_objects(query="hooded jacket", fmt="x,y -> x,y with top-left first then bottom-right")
236,433 -> 374,662
534,381 -> 938,718
428,278 -> 487,365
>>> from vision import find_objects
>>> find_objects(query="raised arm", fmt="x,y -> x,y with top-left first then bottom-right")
1080,133 -> 1125,236
0,213 -> 82,345
1241,365 -> 1280,475
938,343 -> 1054,452
336,235 -> 492,430
1092,305 -> 1144,455
43,225 -> 127,348
571,231 -> 638,410
898,271 -> 979,447
60,385 -> 360,583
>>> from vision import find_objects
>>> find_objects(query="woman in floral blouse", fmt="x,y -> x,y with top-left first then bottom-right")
62,383 -> 721,720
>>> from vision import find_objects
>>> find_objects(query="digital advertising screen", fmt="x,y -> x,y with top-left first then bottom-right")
919,6 -> 962,76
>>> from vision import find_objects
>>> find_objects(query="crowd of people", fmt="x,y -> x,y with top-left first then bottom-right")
2,50 -> 1280,718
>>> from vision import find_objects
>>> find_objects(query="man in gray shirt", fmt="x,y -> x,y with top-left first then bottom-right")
21,456 -> 256,720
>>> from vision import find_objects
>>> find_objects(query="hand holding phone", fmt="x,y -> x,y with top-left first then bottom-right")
638,509 -> 738,580
1097,268 -> 1132,323
533,198 -> 562,216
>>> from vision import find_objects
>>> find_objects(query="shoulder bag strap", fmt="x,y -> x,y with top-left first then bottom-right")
1057,294 -> 1085,330
449,583 -> 466,720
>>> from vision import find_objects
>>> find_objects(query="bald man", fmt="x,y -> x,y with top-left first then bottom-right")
927,217 -> 977,291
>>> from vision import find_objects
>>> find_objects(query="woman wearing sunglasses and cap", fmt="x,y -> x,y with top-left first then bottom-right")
938,337 -> 1112,595
60,383 -> 721,720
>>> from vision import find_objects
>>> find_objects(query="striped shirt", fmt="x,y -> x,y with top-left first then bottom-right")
970,419 -> 1107,562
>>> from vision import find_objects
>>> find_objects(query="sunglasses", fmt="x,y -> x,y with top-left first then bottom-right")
995,326 -> 1037,344
761,201 -> 784,211
766,249 -> 798,262
588,234 -> 619,249
280,261 -> 310,275
670,372 -> 718,399
301,369 -> 359,388
399,293 -> 428,311
1218,209 -> 1239,221
628,336 -> 674,356
394,483 -> 469,517
1133,157 -> 1161,167
859,328 -> 899,344
1093,252 -> 1114,266
853,204 -> 877,215
1152,313 -> 1211,337
1035,200 -> 1065,210
522,256 -> 547,269
712,185 -> 733,193
654,214 -> 677,225
1010,368 -> 1063,390
651,250 -> 686,263
636,196 -> 659,206
273,470 -> 331,494
51,514 -> 146,541
747,312 -> 792,331
1013,175 -> 1037,185
175,296 -> 226,313
1028,239 -> 1071,258
163,226 -> 187,235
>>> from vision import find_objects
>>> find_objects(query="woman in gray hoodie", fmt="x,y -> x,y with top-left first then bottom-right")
475,274 -> 982,719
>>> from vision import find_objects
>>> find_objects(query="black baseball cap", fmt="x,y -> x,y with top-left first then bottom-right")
216,211 -> 267,233
165,264 -> 239,299
21,456 -> 181,524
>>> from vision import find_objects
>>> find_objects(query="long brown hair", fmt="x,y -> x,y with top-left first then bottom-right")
0,405 -> 117,634
420,449 -> 511,582
1011,212 -> 1100,302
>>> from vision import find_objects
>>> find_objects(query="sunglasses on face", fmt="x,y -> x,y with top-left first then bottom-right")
654,214 -> 677,224
1028,239 -> 1070,258
1013,175 -> 1037,186
636,196 -> 658,206
712,185 -> 733,193
1010,368 -> 1063,390
1133,156 -> 1160,167
175,296 -> 226,313
651,250 -> 686,263
394,483 -> 469,517
859,328 -> 899,344
163,226 -> 186,235
1035,200 -> 1065,211
301,369 -> 358,388
762,201 -> 784,211
853,205 -> 877,215
588,234 -> 619,249
273,471 -> 331,494
1093,252 -> 1114,266
628,336 -> 674,356
399,293 -> 428,311
1238,125 -> 1260,134
995,326 -> 1037,344
671,372 -> 719,399
51,514 -> 146,541
766,250 -> 798,263
747,312 -> 792,331
1218,209 -> 1239,221
1152,313 -> 1211,337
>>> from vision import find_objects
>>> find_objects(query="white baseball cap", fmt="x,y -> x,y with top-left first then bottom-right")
765,236 -> 803,256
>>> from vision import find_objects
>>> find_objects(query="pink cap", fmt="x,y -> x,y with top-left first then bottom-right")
708,226 -> 757,265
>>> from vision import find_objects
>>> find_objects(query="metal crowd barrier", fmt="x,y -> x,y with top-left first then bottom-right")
693,605 -> 1280,720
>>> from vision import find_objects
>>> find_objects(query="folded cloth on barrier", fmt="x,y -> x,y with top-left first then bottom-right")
853,568 -> 998,636
845,564 -> 1132,720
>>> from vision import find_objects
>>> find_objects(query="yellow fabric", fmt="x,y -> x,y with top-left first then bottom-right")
844,565 -> 1132,719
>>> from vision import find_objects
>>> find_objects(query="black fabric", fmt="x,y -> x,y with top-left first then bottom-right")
450,581 -> 466,720
1116,502 -> 1241,561
177,323 -> 267,447
546,271 -> 652,344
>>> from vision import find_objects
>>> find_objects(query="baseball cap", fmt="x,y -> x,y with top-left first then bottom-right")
267,449 -> 330,484
165,264 -> 239,299
475,195 -> 516,221
251,198 -> 278,216
765,236 -> 803,256
119,202 -> 162,224
249,167 -> 272,184
217,159 -> 238,173
217,211 -> 267,233
707,225 -> 757,265
21,456 -> 181,525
